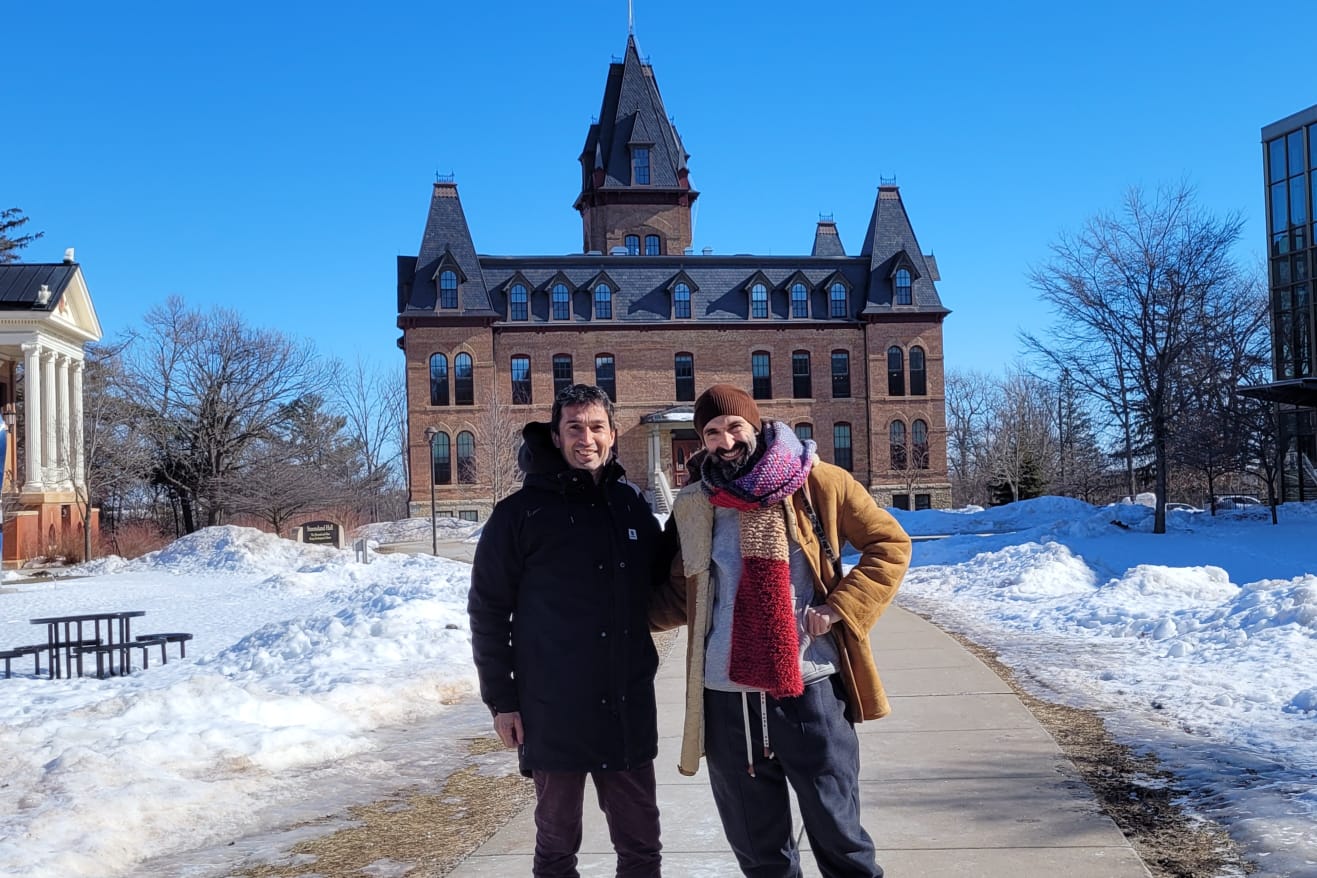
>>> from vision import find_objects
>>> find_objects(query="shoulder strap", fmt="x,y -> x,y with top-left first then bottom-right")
800,481 -> 843,583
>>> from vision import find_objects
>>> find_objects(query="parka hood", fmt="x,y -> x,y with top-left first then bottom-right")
517,420 -> 627,484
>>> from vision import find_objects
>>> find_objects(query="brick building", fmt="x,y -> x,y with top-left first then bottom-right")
398,36 -> 951,521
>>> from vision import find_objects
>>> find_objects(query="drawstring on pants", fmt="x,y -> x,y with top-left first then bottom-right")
740,691 -> 774,777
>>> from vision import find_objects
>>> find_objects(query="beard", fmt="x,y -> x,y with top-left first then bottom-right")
710,431 -> 759,478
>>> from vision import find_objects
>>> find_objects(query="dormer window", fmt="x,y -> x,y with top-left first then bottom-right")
790,282 -> 809,318
674,282 -> 692,319
895,268 -> 912,305
829,281 -> 848,318
594,283 -> 613,319
645,234 -> 661,255
632,147 -> 650,185
625,235 -> 640,255
439,270 -> 459,309
509,283 -> 528,320
750,282 -> 769,319
552,282 -> 571,320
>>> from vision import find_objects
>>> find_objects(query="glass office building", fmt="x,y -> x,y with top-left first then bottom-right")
1255,105 -> 1317,500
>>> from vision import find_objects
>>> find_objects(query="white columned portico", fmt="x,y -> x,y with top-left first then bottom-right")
71,359 -> 85,488
55,353 -> 72,489
21,342 -> 43,490
41,349 -> 57,486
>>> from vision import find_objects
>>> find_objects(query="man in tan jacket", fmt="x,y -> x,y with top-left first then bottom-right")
652,384 -> 911,878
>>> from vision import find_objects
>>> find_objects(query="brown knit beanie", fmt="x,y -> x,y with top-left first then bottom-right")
693,384 -> 762,434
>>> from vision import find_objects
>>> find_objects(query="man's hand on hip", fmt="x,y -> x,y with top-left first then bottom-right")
494,711 -> 524,749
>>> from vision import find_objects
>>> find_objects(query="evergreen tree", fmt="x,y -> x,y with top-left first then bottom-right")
0,208 -> 43,263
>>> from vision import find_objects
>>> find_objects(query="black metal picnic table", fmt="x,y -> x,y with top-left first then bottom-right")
29,611 -> 147,678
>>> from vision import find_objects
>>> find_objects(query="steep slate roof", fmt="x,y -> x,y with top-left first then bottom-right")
811,220 -> 846,257
402,182 -> 496,315
859,185 -> 946,315
580,35 -> 690,192
475,255 -> 870,323
0,262 -> 75,310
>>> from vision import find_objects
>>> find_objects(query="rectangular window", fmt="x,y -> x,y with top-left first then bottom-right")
752,352 -> 772,400
915,494 -> 931,511
831,351 -> 850,398
792,352 -> 811,398
633,147 -> 650,185
596,354 -> 617,401
833,423 -> 853,471
794,423 -> 813,444
511,355 -> 532,405
645,235 -> 661,256
674,353 -> 695,402
552,355 -> 574,398
458,510 -> 479,522
891,493 -> 910,511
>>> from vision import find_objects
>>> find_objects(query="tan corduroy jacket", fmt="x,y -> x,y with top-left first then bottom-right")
651,459 -> 912,776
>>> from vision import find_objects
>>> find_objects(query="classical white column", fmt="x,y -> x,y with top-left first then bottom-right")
42,349 -> 57,487
21,343 -> 43,490
71,359 -> 86,488
55,354 -> 72,489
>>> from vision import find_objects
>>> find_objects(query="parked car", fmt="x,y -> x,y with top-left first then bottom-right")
1212,495 -> 1262,511
1164,502 -> 1201,513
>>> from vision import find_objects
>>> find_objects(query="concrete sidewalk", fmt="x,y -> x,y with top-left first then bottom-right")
450,606 -> 1152,877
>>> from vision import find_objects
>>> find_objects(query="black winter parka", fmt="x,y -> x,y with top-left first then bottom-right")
468,421 -> 669,776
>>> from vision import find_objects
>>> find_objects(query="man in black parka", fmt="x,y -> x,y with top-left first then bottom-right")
469,384 -> 668,878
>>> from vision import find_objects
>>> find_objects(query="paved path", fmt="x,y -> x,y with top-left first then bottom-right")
450,606 -> 1152,877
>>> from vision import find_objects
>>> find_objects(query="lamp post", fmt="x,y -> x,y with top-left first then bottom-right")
423,426 -> 439,556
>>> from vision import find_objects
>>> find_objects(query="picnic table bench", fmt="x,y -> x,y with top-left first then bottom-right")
2,612 -> 193,680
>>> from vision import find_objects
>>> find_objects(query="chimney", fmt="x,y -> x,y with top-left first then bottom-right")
63,247 -> 75,264
701,247 -> 713,256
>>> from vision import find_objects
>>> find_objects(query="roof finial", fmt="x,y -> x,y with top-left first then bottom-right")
628,0 -> 635,35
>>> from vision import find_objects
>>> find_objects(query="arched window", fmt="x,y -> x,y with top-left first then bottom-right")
431,431 -> 451,485
887,346 -> 905,397
752,351 -> 772,399
795,422 -> 814,444
454,352 -> 474,406
912,419 -> 929,470
551,283 -> 571,320
910,346 -> 927,396
511,355 -> 532,404
829,282 -> 848,318
645,234 -> 661,255
674,353 -> 695,402
428,353 -> 449,406
595,353 -> 617,401
750,282 -> 769,319
895,268 -> 912,305
594,283 -> 613,319
625,235 -> 640,256
439,270 -> 458,309
791,282 -> 809,318
833,422 -> 853,472
792,351 -> 812,399
831,350 -> 851,399
509,283 -> 528,321
890,420 -> 907,470
457,431 -> 476,484
673,282 -> 692,319
552,354 -> 574,398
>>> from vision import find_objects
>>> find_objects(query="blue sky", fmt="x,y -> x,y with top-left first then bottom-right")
8,1 -> 1315,376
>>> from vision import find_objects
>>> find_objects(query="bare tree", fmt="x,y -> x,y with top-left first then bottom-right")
983,370 -> 1055,504
1026,183 -> 1246,532
944,369 -> 999,506
331,356 -> 406,522
121,297 -> 332,532
476,387 -> 525,504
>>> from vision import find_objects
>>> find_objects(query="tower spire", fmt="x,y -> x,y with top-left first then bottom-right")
628,0 -> 634,35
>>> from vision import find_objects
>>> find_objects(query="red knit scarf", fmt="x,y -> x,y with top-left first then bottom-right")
704,423 -> 815,699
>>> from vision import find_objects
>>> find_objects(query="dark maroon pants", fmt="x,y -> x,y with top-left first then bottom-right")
532,762 -> 662,877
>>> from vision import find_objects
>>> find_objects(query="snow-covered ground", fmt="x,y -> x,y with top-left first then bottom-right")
1,500 -> 1315,876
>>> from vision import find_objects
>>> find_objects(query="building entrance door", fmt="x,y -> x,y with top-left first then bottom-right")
672,434 -> 700,488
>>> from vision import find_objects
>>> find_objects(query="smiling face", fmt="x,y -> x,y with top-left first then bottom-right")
700,414 -> 758,468
551,402 -> 616,481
